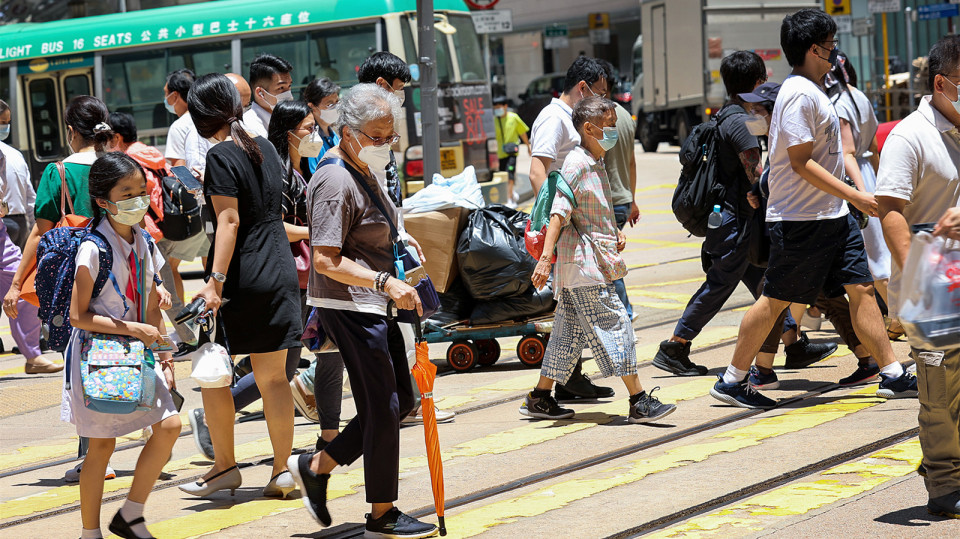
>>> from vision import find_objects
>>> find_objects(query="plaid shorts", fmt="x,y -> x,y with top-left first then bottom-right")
541,284 -> 636,384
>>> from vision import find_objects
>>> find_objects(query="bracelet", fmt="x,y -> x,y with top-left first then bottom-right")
375,271 -> 389,292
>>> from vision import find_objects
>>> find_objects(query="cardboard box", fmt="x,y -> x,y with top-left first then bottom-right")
404,207 -> 471,294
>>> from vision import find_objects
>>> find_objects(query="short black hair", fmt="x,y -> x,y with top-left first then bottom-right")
358,52 -> 411,84
562,56 -> 605,94
250,53 -> 293,89
720,51 -> 766,98
597,59 -> 616,89
302,78 -> 341,106
571,96 -> 615,135
781,9 -> 837,68
88,152 -> 146,222
929,35 -> 960,96
165,68 -> 195,101
108,111 -> 137,143
493,95 -> 511,107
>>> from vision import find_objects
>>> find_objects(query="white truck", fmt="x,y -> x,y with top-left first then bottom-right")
634,0 -> 819,152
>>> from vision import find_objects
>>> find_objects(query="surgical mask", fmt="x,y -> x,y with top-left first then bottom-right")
353,137 -> 392,171
816,45 -> 838,67
319,107 -> 339,125
261,88 -> 293,109
594,125 -> 618,151
0,124 -> 9,141
494,107 -> 506,117
291,129 -> 326,159
745,113 -> 769,136
106,195 -> 150,226
941,76 -> 960,116
394,89 -> 405,106
164,94 -> 176,115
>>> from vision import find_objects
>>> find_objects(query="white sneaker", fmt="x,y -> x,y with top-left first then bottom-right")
402,405 -> 455,425
64,462 -> 116,482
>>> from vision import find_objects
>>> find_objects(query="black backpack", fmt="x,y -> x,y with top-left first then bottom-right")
149,168 -> 203,241
672,105 -> 744,237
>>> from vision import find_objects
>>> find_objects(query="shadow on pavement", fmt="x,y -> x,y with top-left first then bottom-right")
874,505 -> 946,527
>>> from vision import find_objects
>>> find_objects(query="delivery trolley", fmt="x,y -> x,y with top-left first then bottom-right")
423,315 -> 554,372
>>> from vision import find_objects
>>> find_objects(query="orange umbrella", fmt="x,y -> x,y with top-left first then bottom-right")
411,321 -> 447,536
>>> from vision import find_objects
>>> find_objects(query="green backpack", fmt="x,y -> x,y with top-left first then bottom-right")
523,170 -> 578,262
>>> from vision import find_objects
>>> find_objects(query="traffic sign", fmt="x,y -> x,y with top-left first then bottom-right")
824,0 -> 851,16
544,23 -> 569,49
834,15 -> 852,34
852,17 -> 874,37
918,3 -> 960,20
868,0 -> 901,13
588,13 -> 610,45
465,0 -> 500,9
471,10 -> 512,34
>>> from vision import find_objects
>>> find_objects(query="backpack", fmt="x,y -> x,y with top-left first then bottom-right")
35,225 -> 114,352
672,105 -> 744,237
151,167 -> 203,241
524,171 -> 577,262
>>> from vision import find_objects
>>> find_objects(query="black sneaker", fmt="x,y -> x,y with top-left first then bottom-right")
652,340 -> 707,376
286,453 -> 331,527
927,490 -> 960,519
838,363 -> 880,386
710,375 -> 777,409
628,387 -> 676,423
364,507 -> 438,538
783,332 -> 837,369
748,366 -> 780,390
188,408 -> 215,460
555,372 -> 615,399
173,341 -> 199,359
876,370 -> 918,399
519,392 -> 575,420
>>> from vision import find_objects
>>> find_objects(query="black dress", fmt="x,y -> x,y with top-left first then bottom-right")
203,137 -> 302,353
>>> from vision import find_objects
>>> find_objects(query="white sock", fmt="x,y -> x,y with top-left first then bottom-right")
880,361 -> 904,379
119,500 -> 149,536
80,528 -> 102,539
722,365 -> 748,385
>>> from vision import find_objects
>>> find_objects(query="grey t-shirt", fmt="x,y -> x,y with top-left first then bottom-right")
306,158 -> 398,314
604,104 -> 637,206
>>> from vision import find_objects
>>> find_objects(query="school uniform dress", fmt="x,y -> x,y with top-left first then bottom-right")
61,219 -> 177,439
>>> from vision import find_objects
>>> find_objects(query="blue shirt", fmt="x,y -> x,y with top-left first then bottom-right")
307,126 -> 341,175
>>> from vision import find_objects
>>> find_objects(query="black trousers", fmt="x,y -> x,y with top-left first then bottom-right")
317,308 -> 415,503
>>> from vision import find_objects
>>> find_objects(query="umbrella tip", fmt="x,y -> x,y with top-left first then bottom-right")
439,516 -> 447,536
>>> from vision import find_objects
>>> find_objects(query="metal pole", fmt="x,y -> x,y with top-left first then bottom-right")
417,0 -> 440,186
881,13 -> 891,122
858,35 -> 866,93
905,7 -> 914,110
483,34 -> 492,92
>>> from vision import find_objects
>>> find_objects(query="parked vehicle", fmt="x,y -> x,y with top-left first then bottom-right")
517,72 -> 565,127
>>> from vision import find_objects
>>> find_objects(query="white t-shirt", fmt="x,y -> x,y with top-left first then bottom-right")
832,85 -> 878,158
875,96 -> 960,314
164,112 -> 196,162
243,105 -> 270,139
0,141 -> 35,216
530,98 -> 580,173
766,75 -> 848,222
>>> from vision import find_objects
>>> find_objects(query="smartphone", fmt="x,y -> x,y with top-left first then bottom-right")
170,388 -> 185,412
152,335 -> 175,352
170,165 -> 203,193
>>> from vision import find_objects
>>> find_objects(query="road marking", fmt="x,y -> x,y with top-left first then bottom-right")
636,183 -> 677,193
646,439 -> 922,538
440,388 -> 884,538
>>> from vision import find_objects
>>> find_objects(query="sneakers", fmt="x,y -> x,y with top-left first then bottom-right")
188,408 -> 215,460
287,453 -> 332,527
519,392 -> 575,420
838,363 -> 880,386
364,507 -> 438,538
291,376 -> 320,423
628,388 -> 677,424
710,375 -> 777,409
876,370 -> 918,399
555,371 -> 615,399
783,332 -> 837,369
653,340 -> 708,376
927,490 -> 960,519
64,462 -> 116,482
748,366 -> 780,390
173,341 -> 199,359
402,406 -> 456,425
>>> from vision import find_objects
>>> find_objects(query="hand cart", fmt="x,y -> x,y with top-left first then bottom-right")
422,315 -> 554,372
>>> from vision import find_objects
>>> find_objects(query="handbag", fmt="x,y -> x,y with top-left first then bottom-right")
291,239 -> 310,289
21,162 -> 90,307
77,333 -> 157,414
503,142 -> 520,155
302,306 -> 339,353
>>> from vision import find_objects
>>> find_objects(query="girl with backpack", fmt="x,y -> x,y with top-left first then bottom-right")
65,152 -> 181,539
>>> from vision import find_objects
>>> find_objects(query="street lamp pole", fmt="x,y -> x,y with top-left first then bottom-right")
417,0 -> 440,186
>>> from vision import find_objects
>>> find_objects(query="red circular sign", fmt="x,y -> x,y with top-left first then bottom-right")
465,0 -> 500,9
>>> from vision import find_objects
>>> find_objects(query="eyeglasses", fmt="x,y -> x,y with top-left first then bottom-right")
359,129 -> 400,146
819,39 -> 839,50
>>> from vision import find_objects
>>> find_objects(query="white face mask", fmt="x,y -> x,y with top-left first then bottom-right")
0,124 -> 9,141
745,113 -> 769,136
292,129 -> 326,159
106,195 -> 150,226
393,88 -> 405,106
319,107 -> 339,125
260,88 -> 293,110
941,76 -> 960,116
352,135 -> 392,171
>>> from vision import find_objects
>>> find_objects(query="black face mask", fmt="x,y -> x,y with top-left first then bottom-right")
816,45 -> 838,67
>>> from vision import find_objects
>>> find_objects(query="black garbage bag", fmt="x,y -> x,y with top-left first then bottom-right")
470,285 -> 555,325
457,205 -> 537,300
427,277 -> 475,326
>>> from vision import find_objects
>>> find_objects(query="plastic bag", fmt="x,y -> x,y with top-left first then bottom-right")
898,232 -> 960,350
470,284 -> 555,325
427,278 -> 475,326
190,342 -> 234,388
457,205 -> 537,300
402,165 -> 485,214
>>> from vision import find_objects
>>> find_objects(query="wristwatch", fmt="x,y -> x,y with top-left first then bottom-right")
210,272 -> 227,283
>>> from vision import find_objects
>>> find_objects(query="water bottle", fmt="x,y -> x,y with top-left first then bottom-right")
707,204 -> 723,229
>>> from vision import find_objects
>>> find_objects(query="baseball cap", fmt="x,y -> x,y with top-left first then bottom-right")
738,82 -> 781,104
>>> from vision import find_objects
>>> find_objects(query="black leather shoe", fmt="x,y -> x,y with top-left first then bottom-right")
653,340 -> 707,376
109,511 -> 155,539
783,332 -> 837,369
556,372 -> 615,399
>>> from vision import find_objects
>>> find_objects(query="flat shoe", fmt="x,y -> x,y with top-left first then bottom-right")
108,511 -> 155,539
24,359 -> 64,374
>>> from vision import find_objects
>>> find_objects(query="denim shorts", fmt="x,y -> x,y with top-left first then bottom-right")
763,214 -> 873,304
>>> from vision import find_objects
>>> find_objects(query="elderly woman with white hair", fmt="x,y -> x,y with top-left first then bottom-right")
287,83 -> 438,539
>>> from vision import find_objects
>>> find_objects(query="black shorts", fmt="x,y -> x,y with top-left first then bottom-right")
763,214 -> 873,305
499,156 -> 517,180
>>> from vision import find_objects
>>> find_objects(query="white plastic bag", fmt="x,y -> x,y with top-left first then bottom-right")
190,342 -> 234,388
402,165 -> 485,214
898,232 -> 960,351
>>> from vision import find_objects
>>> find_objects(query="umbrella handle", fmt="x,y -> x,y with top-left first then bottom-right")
386,299 -> 424,342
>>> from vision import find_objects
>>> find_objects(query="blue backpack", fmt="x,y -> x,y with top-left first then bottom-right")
35,224 -> 114,352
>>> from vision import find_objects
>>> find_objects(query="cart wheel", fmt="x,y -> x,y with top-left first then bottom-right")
475,339 -> 501,366
447,340 -> 479,372
517,335 -> 548,368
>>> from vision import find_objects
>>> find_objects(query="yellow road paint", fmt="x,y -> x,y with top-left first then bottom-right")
625,238 -> 696,248
441,389 -> 885,538
648,440 -> 922,538
630,290 -> 694,303
626,257 -> 698,270
628,277 -> 705,289
636,183 -> 678,193
0,365 -> 27,376
0,439 -> 80,472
